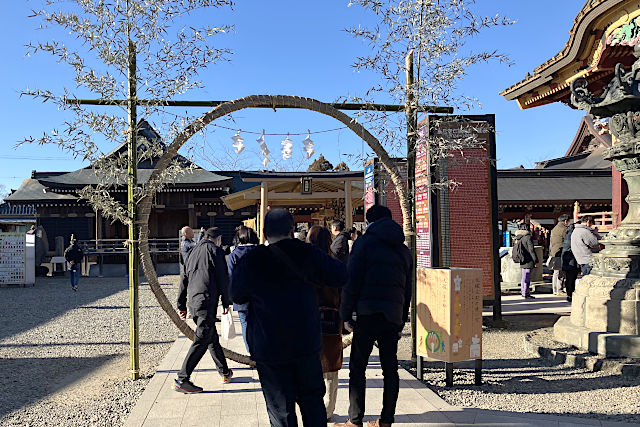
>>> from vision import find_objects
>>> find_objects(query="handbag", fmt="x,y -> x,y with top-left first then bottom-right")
221,310 -> 236,340
547,256 -> 562,270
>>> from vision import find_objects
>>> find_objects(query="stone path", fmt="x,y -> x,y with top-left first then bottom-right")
124,312 -> 637,427
484,293 -> 571,316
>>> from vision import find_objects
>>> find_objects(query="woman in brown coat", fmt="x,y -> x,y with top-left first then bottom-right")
307,225 -> 343,420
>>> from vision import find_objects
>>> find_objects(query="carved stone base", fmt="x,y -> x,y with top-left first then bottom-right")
554,274 -> 640,357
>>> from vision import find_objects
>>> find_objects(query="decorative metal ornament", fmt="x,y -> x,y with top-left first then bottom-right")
302,131 -> 315,159
281,134 -> 293,160
231,131 -> 245,154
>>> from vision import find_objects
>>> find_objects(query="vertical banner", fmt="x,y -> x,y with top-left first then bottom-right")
415,141 -> 431,268
364,159 -> 375,213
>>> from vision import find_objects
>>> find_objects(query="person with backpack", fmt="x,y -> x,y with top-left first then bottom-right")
513,223 -> 538,299
231,209 -> 347,427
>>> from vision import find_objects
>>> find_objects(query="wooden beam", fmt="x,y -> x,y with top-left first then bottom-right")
66,98 -> 453,113
242,176 -> 364,183
260,182 -> 268,244
244,191 -> 363,200
345,181 -> 353,228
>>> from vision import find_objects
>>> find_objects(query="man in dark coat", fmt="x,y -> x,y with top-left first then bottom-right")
64,235 -> 83,292
330,219 -> 350,264
515,223 -> 538,299
335,205 -> 412,427
231,209 -> 347,427
172,227 -> 233,394
177,226 -> 198,319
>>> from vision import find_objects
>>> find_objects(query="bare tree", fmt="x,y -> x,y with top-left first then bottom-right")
21,0 -> 234,224
345,0 -> 513,238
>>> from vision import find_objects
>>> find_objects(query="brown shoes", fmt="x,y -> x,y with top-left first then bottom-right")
333,421 -> 362,427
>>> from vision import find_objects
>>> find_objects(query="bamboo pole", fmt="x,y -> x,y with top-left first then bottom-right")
260,182 -> 268,244
65,98 -> 453,114
406,51 -> 419,359
127,38 -> 140,380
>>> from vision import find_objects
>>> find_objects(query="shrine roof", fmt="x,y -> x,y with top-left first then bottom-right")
501,0 -> 638,109
497,169 -> 611,202
4,178 -> 78,202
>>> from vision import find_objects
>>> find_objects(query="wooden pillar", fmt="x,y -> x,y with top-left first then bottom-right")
345,180 -> 353,228
188,203 -> 196,228
260,182 -> 269,244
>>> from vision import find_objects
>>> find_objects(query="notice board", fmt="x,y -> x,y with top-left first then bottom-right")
416,267 -> 483,362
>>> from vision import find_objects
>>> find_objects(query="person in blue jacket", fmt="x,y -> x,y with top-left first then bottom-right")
227,225 -> 259,354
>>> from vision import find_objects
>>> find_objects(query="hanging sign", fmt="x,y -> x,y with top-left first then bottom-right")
301,176 -> 313,195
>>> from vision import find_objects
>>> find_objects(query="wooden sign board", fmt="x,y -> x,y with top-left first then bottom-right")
301,177 -> 313,194
416,267 -> 483,362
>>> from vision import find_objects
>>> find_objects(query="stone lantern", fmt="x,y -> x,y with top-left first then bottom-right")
554,45 -> 640,357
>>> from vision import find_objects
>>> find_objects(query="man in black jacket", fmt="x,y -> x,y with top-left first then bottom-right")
232,209 -> 347,427
335,205 -> 412,427
64,235 -> 84,292
177,226 -> 198,320
330,219 -> 350,263
173,228 -> 233,394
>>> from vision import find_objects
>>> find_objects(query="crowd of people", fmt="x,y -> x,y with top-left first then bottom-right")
513,214 -> 601,302
172,205 -> 412,427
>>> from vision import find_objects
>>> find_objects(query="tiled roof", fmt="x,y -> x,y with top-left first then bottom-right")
0,203 -> 36,216
497,169 -> 611,202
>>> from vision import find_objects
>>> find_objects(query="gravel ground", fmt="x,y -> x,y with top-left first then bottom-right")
399,314 -> 640,424
0,275 -> 180,426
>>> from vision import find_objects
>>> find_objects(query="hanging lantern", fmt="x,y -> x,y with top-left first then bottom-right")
281,134 -> 293,160
302,131 -> 315,159
231,131 -> 245,154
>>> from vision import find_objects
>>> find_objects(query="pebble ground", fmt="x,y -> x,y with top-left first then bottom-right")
399,314 -> 640,425
0,275 -> 180,426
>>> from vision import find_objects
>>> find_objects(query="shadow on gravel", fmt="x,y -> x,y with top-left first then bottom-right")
0,277 -> 128,343
0,354 -> 118,419
0,340 -> 174,348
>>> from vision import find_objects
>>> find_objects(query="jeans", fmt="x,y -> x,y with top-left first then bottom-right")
237,310 -> 250,354
581,263 -> 592,276
348,313 -> 401,425
178,311 -> 229,381
256,353 -> 326,427
68,264 -> 80,288
521,268 -> 532,297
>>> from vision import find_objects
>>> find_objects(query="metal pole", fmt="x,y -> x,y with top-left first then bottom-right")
127,38 -> 140,380
406,51 -> 418,359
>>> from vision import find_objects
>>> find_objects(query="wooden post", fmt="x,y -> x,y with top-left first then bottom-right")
260,182 -> 269,243
345,181 -> 353,228
406,50 -> 419,359
127,37 -> 140,381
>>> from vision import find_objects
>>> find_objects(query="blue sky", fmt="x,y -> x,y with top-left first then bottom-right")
0,1 -> 587,192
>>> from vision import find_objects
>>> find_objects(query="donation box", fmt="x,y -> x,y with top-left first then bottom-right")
416,268 -> 483,362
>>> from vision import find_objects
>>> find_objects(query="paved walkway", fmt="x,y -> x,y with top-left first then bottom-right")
483,293 -> 571,317
125,312 -> 636,427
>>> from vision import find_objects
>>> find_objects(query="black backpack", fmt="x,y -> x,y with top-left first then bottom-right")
512,239 -> 525,264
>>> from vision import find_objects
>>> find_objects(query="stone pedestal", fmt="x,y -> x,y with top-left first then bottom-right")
554,275 -> 640,357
